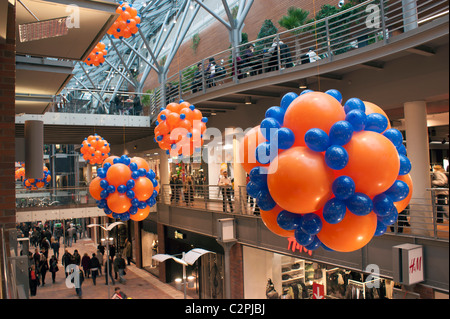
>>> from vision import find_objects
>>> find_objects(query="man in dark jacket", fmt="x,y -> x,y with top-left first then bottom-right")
114,253 -> 127,284
89,253 -> 101,285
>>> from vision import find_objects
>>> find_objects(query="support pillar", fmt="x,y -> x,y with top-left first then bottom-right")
24,120 -> 43,179
404,101 -> 433,236
402,0 -> 418,32
233,137 -> 246,214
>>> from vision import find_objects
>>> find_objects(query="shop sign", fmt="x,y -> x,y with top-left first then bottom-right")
312,282 -> 324,299
287,237 -> 312,256
392,244 -> 424,286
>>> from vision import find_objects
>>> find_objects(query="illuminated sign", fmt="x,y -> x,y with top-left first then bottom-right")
287,237 -> 312,256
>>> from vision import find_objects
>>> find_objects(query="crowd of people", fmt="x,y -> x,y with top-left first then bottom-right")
17,221 -> 132,299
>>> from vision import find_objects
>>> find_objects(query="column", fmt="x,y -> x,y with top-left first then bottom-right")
404,101 -> 432,236
233,137 -> 247,214
24,120 -> 44,179
402,0 -> 418,32
159,151 -> 170,201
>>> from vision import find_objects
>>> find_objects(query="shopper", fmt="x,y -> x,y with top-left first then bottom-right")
71,266 -> 84,299
51,237 -> 60,260
38,253 -> 49,286
184,176 -> 194,206
123,239 -> 132,265
105,257 -> 115,285
111,286 -> 128,299
61,249 -> 74,278
114,253 -> 127,284
432,165 -> 449,223
89,253 -> 101,285
29,264 -> 39,297
218,171 -> 233,213
72,249 -> 81,266
49,255 -> 59,284
81,253 -> 91,278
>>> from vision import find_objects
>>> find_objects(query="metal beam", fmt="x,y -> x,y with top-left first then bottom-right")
192,0 -> 231,30
107,34 -> 138,87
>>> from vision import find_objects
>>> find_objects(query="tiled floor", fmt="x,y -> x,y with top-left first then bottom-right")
29,237 -> 191,300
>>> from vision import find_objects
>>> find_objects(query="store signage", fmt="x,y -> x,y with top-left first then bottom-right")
287,237 -> 312,256
392,244 -> 424,285
312,282 -> 324,299
174,230 -> 185,239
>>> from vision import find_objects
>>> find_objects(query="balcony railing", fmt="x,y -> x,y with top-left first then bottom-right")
159,184 -> 449,241
15,187 -> 96,210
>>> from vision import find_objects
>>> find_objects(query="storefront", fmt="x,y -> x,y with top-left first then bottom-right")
242,245 -> 395,300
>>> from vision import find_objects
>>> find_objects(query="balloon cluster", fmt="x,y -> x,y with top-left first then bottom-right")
23,166 -> 51,190
89,155 -> 159,222
154,100 -> 208,158
243,89 -> 413,252
107,2 -> 141,39
84,42 -> 108,67
80,134 -> 111,165
15,167 -> 25,180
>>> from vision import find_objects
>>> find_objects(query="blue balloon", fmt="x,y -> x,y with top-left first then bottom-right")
304,236 -> 322,251
325,89 -> 343,103
385,180 -> 409,202
131,198 -> 140,207
294,229 -> 314,246
377,207 -> 398,226
365,113 -> 388,133
280,92 -> 298,111
131,171 -> 140,179
373,193 -> 396,217
260,118 -> 281,141
299,89 -> 313,96
255,142 -> 277,165
146,170 -> 156,180
113,157 -> 121,164
277,210 -> 302,231
256,189 -> 277,211
300,213 -> 323,235
332,175 -> 355,200
344,98 -> 365,114
129,162 -> 138,171
250,167 -> 268,187
397,144 -> 407,156
322,198 -> 347,224
103,162 -> 111,171
100,179 -> 109,189
129,206 -> 138,215
138,201 -> 147,209
97,168 -> 106,178
345,193 -> 373,216
320,242 -> 335,251
325,145 -> 349,170
329,121 -> 353,146
138,168 -> 147,177
383,129 -> 403,148
117,185 -> 127,194
273,128 -> 295,150
112,212 -> 121,219
265,106 -> 285,125
374,221 -> 387,236
126,190 -> 135,199
202,117 -> 208,123
345,109 -> 366,132
304,128 -> 329,152
107,185 -> 116,193
246,182 -> 261,198
399,154 -> 411,175
119,212 -> 130,221
120,155 -> 131,166
100,190 -> 109,199
126,179 -> 135,189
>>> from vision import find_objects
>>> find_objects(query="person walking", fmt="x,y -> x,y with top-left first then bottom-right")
29,264 -> 39,297
49,255 -> 59,284
114,253 -> 127,284
81,253 -> 91,278
71,266 -> 84,299
61,249 -> 73,278
218,171 -> 233,213
51,237 -> 60,260
89,253 -> 101,285
123,239 -> 132,265
72,249 -> 81,267
38,253 -> 49,286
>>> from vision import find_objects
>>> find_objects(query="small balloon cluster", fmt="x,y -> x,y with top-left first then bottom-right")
89,155 -> 159,222
154,100 -> 207,158
242,89 -> 413,253
15,167 -> 25,180
80,134 -> 111,165
107,2 -> 141,39
84,42 -> 108,67
23,166 -> 51,190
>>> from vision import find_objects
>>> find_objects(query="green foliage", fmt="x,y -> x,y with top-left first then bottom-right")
278,7 -> 310,34
256,19 -> 278,52
191,33 -> 200,54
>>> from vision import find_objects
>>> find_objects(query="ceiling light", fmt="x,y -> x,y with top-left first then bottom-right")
299,85 -> 307,89
19,17 -> 69,43
245,97 -> 252,105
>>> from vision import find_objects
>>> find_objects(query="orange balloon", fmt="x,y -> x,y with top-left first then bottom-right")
166,103 -> 180,113
130,157 -> 149,171
283,91 -> 346,147
130,206 -> 150,221
89,177 -> 103,200
260,205 -> 295,237
180,108 -> 194,123
267,146 -> 334,214
157,109 -> 171,122
239,125 -> 269,174
317,210 -> 377,252
133,177 -> 154,201
394,174 -> 413,213
167,112 -> 181,130
154,184 -> 160,194
156,121 -> 170,136
339,131 -> 400,197
107,192 -> 132,214
36,182 -> 45,188
364,101 -> 391,130
192,108 -> 203,121
103,156 -> 119,167
106,163 -> 132,187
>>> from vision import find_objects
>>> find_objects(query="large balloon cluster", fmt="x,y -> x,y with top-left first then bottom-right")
23,166 -> 51,190
84,42 -> 108,67
107,2 -> 141,39
154,100 -> 208,157
243,89 -> 413,253
80,134 -> 111,165
89,155 -> 159,222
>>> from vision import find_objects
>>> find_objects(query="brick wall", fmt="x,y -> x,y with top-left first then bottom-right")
142,0 -> 332,91
230,243 -> 244,299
